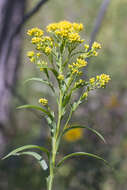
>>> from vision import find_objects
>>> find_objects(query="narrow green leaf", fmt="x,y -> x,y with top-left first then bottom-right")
57,152 -> 109,168
39,66 -> 58,80
2,145 -> 49,160
43,68 -> 49,79
24,77 -> 55,93
37,66 -> 60,88
71,102 -> 78,112
72,100 -> 82,112
24,78 -> 49,85
17,105 -> 53,120
62,92 -> 71,108
46,116 -> 56,132
15,151 -> 48,171
63,125 -> 106,143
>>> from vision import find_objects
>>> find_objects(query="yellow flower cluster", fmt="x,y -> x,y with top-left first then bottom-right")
89,77 -> 95,85
84,44 -> 89,50
36,52 -> 41,57
92,42 -> 101,49
32,36 -> 52,55
97,74 -> 111,87
90,42 -> 102,57
68,33 -> 83,43
76,58 -> 87,67
27,51 -> 35,62
26,22 -> 110,101
44,46 -> 52,54
27,51 -> 43,63
89,74 -> 111,89
64,128 -> 83,142
73,23 -> 84,32
27,27 -> 53,56
93,51 -> 98,56
58,74 -> 64,80
31,37 -> 42,44
47,21 -> 83,33
39,98 -> 48,106
68,58 -> 87,74
74,79 -> 85,88
27,27 -> 44,37
47,20 -> 84,43
27,51 -> 34,58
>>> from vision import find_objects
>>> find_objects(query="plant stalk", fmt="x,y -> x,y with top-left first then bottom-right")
47,89 -> 63,190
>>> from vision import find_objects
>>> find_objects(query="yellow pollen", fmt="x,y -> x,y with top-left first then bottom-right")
39,98 -> 48,106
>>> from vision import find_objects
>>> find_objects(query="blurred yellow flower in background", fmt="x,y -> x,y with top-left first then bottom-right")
64,128 -> 83,142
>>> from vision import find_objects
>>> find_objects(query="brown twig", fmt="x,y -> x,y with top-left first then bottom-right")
11,0 -> 49,38
89,0 -> 111,48
5,0 -> 49,104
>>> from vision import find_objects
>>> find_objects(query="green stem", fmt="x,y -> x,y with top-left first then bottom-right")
47,89 -> 63,190
47,51 -> 64,190
63,92 -> 82,131
63,75 -> 73,98
56,90 -> 62,139
63,107 -> 73,131
47,168 -> 53,190
47,138 -> 56,190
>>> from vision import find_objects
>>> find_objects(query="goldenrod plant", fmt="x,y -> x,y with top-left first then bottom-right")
2,21 -> 111,190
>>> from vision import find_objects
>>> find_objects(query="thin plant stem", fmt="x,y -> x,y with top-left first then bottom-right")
63,109 -> 73,130
47,86 -> 63,190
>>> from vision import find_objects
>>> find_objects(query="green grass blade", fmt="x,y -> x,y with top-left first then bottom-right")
57,152 -> 109,168
63,125 -> 106,143
2,145 -> 49,160
17,105 -> 53,119
37,66 -> 58,81
15,151 -> 48,170
24,77 -> 55,93
24,78 -> 49,85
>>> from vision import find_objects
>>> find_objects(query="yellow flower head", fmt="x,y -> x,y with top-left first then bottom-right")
89,77 -> 95,85
44,36 -> 52,41
84,44 -> 89,50
76,58 -> 87,68
39,98 -> 48,106
64,128 -> 83,142
44,47 -> 51,54
93,50 -> 98,56
30,57 -> 35,63
31,37 -> 42,44
58,74 -> 64,80
92,42 -> 101,49
36,52 -> 41,57
97,74 -> 111,87
47,21 -> 84,43
59,21 -> 72,30
89,74 -> 111,89
82,92 -> 88,99
47,21 -> 84,33
72,23 -> 84,32
27,27 -> 44,37
74,79 -> 85,88
46,22 -> 59,32
27,51 -> 34,58
47,21 -> 72,32
68,58 -> 87,75
68,33 -> 82,43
